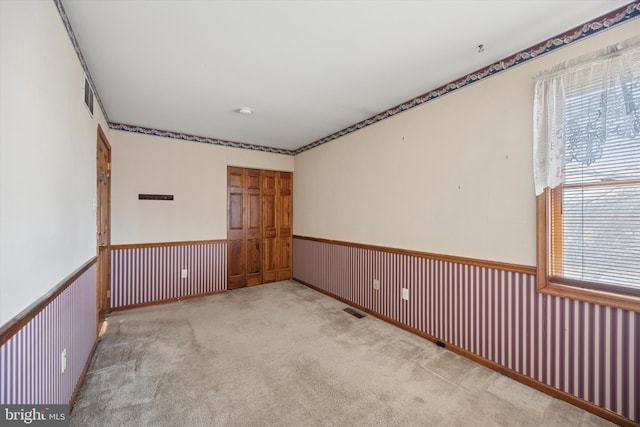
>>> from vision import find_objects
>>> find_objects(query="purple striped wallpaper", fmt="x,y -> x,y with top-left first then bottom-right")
111,241 -> 226,309
0,262 -> 97,405
292,237 -> 639,424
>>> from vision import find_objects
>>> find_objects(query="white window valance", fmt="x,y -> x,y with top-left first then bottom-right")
533,36 -> 640,196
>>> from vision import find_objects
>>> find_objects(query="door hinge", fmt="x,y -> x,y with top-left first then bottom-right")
107,290 -> 111,299
107,162 -> 111,171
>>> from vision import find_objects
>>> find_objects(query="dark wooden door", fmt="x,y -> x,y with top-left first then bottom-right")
227,167 -> 263,289
227,167 -> 291,288
228,167 -> 246,289
245,169 -> 262,286
277,172 -> 293,280
96,126 -> 111,334
262,170 -> 277,283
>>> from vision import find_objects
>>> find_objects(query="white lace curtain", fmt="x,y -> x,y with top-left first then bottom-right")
533,36 -> 640,196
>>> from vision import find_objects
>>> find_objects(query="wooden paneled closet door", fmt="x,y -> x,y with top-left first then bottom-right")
228,167 -> 291,288
276,172 -> 293,280
262,171 -> 278,283
227,167 -> 246,289
245,169 -> 263,286
227,167 -> 262,289
262,170 -> 292,283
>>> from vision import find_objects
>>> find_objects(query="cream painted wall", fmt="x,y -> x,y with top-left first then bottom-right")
293,21 -> 640,267
0,1 -> 110,325
110,131 -> 294,244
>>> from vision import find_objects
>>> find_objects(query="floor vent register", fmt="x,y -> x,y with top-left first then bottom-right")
343,307 -> 366,318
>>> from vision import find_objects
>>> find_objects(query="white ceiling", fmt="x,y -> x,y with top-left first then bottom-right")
61,0 -> 632,152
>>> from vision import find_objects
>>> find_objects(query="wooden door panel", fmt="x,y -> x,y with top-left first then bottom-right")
279,195 -> 292,229
246,188 -> 262,284
247,169 -> 261,190
227,167 -> 262,288
228,239 -> 245,289
262,193 -> 277,283
263,237 -> 277,283
228,167 -> 244,188
263,173 -> 276,192
262,170 -> 277,283
263,195 -> 276,228
247,192 -> 261,235
228,167 -> 246,289
228,192 -> 243,232
246,238 -> 262,285
279,172 -> 292,193
228,165 -> 245,269
228,240 -> 245,277
276,236 -> 292,280
247,239 -> 262,274
278,173 -> 293,233
276,172 -> 293,279
96,126 -> 111,335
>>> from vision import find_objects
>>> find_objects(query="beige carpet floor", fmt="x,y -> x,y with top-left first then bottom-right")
71,280 -> 613,426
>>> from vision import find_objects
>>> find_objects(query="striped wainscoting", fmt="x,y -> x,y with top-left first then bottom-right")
292,236 -> 639,425
111,240 -> 227,310
0,260 -> 97,405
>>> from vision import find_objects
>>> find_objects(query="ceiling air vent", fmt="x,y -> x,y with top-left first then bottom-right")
83,74 -> 93,117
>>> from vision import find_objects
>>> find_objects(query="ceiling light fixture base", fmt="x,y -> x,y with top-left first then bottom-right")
237,107 -> 253,115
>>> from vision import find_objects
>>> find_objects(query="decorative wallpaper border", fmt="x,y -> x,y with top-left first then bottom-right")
108,123 -> 294,155
54,0 -> 640,156
293,2 -> 640,155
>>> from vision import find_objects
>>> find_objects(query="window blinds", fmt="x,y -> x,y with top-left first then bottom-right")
549,44 -> 640,293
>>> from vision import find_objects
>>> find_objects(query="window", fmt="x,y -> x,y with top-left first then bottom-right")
534,37 -> 640,311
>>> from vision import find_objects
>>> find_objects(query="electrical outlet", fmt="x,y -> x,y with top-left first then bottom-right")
373,279 -> 380,290
181,269 -> 188,279
402,288 -> 409,301
61,349 -> 67,373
